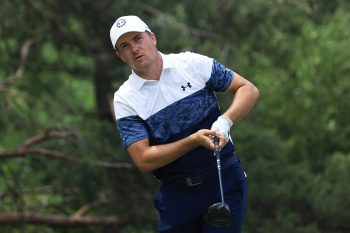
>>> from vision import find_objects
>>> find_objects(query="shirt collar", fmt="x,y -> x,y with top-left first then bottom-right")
129,52 -> 175,90
161,52 -> 175,70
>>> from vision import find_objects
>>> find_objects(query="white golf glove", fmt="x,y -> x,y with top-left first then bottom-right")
211,115 -> 233,141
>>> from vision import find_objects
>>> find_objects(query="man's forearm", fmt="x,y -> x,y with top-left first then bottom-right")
138,135 -> 198,172
127,129 -> 216,172
224,84 -> 260,123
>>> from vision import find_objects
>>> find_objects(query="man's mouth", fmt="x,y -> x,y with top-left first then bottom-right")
135,55 -> 143,60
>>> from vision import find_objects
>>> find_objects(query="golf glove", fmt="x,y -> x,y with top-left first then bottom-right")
211,115 -> 233,141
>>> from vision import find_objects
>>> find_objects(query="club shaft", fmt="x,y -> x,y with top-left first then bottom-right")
216,153 -> 225,204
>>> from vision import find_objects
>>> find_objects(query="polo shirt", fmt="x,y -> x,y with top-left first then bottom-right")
114,51 -> 236,181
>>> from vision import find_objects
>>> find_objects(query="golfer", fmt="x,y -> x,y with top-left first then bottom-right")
110,15 -> 259,233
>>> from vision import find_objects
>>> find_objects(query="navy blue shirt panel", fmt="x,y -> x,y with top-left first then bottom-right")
147,87 -> 235,181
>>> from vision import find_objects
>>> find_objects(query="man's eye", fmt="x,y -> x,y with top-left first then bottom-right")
120,44 -> 129,50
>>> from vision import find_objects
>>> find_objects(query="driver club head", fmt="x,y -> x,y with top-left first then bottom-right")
204,202 -> 232,227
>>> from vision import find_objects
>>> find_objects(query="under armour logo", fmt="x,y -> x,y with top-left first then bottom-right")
116,19 -> 126,28
181,82 -> 192,91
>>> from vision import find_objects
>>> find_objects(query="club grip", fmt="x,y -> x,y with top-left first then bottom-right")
213,136 -> 220,153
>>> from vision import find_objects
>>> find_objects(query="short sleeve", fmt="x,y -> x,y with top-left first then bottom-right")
206,60 -> 234,92
116,116 -> 149,148
114,99 -> 148,148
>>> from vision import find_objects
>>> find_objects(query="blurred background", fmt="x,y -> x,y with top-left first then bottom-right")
1,0 -> 349,232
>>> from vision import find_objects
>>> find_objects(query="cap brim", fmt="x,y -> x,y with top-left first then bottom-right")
112,28 -> 151,49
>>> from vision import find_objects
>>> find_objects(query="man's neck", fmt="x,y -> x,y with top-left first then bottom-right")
134,52 -> 163,80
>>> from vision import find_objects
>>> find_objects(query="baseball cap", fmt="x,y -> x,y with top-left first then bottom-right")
110,15 -> 151,49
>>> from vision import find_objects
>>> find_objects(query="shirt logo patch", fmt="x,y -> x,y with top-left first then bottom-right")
116,19 -> 126,28
181,82 -> 192,91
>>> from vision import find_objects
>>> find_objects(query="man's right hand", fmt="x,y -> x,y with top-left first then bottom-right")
192,129 -> 228,151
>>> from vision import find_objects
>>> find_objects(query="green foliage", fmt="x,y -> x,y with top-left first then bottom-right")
311,152 -> 350,230
1,0 -> 350,233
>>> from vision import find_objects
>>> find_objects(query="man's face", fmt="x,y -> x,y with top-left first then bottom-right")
116,31 -> 158,72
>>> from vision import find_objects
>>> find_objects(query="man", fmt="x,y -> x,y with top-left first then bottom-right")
110,15 -> 259,233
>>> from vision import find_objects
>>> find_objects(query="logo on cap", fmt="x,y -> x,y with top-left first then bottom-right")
116,19 -> 126,28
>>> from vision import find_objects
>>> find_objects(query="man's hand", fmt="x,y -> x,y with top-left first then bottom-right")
211,115 -> 233,141
192,129 -> 228,150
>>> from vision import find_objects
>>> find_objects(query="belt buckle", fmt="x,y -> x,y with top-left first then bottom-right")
186,176 -> 203,187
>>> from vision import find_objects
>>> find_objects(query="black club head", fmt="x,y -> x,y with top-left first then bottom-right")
204,203 -> 231,228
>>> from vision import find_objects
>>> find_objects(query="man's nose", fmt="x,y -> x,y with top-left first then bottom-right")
129,42 -> 139,53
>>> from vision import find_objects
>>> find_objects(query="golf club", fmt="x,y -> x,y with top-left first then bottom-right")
203,136 -> 231,227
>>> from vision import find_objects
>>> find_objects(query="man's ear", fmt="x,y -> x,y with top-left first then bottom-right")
151,32 -> 157,46
116,52 -> 126,62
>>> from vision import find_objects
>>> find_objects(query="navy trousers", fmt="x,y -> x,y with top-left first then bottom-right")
154,161 -> 248,233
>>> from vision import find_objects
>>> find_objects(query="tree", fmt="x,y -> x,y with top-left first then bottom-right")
1,0 -> 350,232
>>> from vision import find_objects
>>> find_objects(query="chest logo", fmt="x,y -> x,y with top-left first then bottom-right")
181,82 -> 192,91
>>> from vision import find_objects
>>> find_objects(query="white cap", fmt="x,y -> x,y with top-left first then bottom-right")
110,15 -> 151,49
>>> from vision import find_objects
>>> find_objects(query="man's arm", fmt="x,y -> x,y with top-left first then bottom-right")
210,72 -> 259,146
222,72 -> 260,123
127,129 -> 218,172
